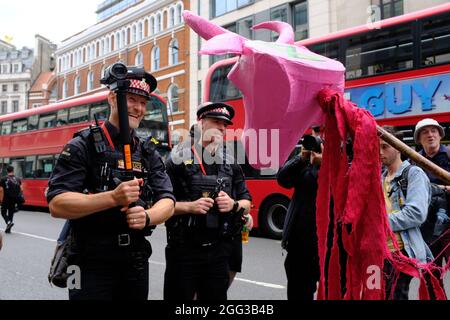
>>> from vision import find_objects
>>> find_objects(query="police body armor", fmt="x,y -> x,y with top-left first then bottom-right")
71,125 -> 156,237
166,146 -> 242,247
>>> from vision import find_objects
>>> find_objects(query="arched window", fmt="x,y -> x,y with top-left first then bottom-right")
100,66 -> 106,87
168,84 -> 179,113
106,37 -> 110,53
87,71 -> 94,91
62,80 -> 68,99
132,25 -> 137,43
156,13 -> 162,33
169,7 -> 175,27
115,33 -> 120,49
135,52 -> 143,66
74,76 -> 81,95
121,30 -> 126,47
138,22 -> 143,41
176,3 -> 183,24
152,46 -> 160,70
150,17 -> 155,35
169,38 -> 179,65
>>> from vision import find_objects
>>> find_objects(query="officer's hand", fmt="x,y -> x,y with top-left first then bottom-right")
245,214 -> 254,231
124,206 -> 147,230
190,198 -> 214,215
113,178 -> 143,208
216,191 -> 234,213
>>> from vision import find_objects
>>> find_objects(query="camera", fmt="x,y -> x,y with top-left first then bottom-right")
100,62 -> 129,91
300,134 -> 322,153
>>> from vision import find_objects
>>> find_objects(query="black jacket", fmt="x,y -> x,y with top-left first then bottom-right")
277,155 -> 319,250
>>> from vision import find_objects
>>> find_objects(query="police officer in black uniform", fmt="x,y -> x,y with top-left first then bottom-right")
164,102 -> 252,300
47,65 -> 175,300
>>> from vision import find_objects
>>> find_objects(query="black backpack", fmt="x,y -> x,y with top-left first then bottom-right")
5,176 -> 21,199
394,165 -> 449,245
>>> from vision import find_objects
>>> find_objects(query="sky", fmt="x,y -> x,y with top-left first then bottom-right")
0,0 -> 99,49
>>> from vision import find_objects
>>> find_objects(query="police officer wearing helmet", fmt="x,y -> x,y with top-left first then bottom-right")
47,65 -> 175,300
164,102 -> 252,300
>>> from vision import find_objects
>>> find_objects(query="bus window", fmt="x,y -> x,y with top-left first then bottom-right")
11,118 -> 28,134
36,155 -> 54,178
0,158 -> 9,176
68,105 -> 89,124
90,103 -> 109,122
28,114 -> 39,131
10,158 -> 25,178
209,65 -> 242,102
308,40 -> 340,61
345,23 -> 413,79
39,113 -> 57,129
24,156 -> 36,178
56,109 -> 68,126
421,12 -> 450,66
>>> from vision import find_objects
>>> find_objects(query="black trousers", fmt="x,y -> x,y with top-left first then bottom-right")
1,200 -> 15,225
68,237 -> 152,300
164,241 -> 232,300
383,253 -> 412,300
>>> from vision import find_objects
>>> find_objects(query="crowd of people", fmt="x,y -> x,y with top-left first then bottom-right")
1,64 -> 449,300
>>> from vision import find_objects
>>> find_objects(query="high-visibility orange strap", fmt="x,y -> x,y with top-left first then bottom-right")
101,123 -> 115,151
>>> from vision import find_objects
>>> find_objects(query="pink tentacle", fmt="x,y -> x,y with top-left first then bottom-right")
252,21 -> 295,44
183,10 -> 230,40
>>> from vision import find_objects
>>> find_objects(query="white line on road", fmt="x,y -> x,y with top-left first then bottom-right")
0,229 -> 56,242
235,277 -> 285,289
2,229 -> 286,290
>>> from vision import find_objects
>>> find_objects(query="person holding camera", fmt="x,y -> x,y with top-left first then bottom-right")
47,64 -> 175,300
277,132 -> 323,300
163,102 -> 252,300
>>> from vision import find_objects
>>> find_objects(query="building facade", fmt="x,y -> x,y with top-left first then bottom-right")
0,41 -> 33,115
55,0 -> 190,134
188,0 -> 449,126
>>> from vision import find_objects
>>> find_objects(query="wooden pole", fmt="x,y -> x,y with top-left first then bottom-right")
377,126 -> 450,184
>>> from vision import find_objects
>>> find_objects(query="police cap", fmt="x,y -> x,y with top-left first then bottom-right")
197,101 -> 235,125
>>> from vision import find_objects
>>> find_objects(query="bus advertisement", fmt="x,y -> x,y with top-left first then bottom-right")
0,91 -> 170,207
204,3 -> 450,238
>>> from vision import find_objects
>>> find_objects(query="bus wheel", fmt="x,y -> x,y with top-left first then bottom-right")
259,195 -> 289,239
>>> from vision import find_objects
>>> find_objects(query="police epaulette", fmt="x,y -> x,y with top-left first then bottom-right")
142,136 -> 158,155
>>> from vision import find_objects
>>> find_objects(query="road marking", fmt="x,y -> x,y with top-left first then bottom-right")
235,277 -> 286,289
2,228 -> 286,290
0,229 -> 57,242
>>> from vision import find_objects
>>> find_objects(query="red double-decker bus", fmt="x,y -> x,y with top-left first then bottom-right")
204,3 -> 450,238
0,91 -> 170,207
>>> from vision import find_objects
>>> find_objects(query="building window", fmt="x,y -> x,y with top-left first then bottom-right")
132,25 -> 137,43
270,5 -> 288,41
135,51 -> 143,66
87,71 -> 94,91
168,84 -> 179,113
373,0 -> 404,19
293,1 -> 308,41
152,46 -> 160,70
150,17 -> 155,35
13,64 -> 19,73
13,84 -> 19,92
212,0 -> 252,18
63,80 -> 68,98
169,39 -> 179,65
74,76 -> 81,95
1,101 -> 7,114
156,13 -> 162,33
169,7 -> 175,27
176,3 -> 183,24
237,16 -> 254,40
2,84 -> 7,92
1,64 -> 8,74
138,22 -> 143,41
12,100 -> 19,113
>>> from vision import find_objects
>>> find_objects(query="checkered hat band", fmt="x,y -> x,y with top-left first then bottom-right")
129,79 -> 150,94
199,107 -> 230,119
